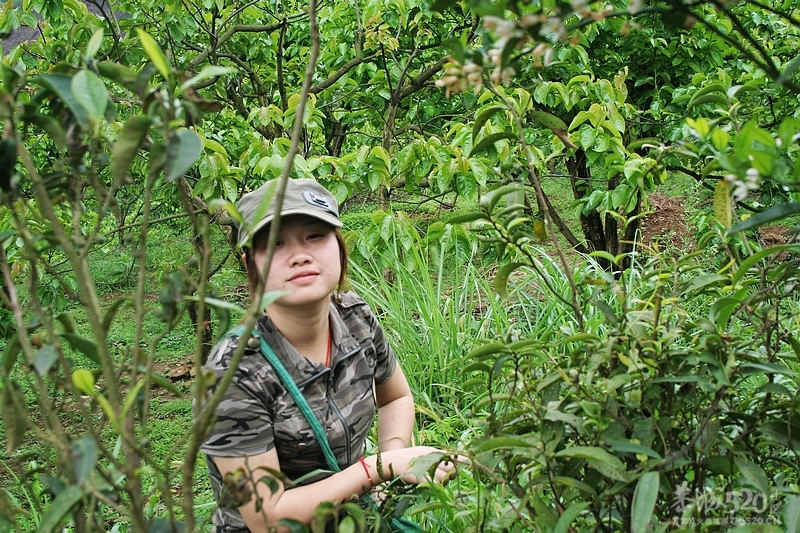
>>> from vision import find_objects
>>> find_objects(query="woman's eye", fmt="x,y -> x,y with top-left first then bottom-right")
275,240 -> 284,247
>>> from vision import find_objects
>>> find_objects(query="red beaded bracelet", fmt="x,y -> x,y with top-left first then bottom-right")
359,456 -> 374,487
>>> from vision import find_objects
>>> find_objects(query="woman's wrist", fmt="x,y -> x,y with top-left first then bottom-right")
359,456 -> 375,487
364,454 -> 384,485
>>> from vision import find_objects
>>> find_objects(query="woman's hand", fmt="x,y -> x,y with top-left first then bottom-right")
366,446 -> 462,485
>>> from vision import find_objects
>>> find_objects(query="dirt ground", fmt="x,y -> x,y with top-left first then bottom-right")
639,192 -> 690,251
639,192 -> 793,251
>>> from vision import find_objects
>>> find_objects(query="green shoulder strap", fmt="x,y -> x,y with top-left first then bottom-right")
227,326 -> 341,472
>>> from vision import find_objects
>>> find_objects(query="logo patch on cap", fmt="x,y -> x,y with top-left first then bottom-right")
302,190 -> 335,214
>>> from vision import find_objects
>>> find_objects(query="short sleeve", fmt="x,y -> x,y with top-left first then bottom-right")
199,336 -> 279,458
370,313 -> 397,385
337,291 -> 397,385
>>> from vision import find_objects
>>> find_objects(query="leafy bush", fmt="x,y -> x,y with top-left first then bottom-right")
433,182 -> 800,532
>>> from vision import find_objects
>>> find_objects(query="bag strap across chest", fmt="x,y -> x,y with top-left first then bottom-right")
227,325 -> 341,472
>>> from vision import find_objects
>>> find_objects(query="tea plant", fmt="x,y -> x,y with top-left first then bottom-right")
439,182 -> 800,532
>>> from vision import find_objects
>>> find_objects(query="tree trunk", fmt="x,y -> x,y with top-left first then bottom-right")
619,192 -> 643,270
605,174 -> 620,258
567,150 -> 609,269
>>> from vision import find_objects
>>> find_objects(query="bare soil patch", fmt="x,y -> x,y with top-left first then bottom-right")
640,192 -> 690,251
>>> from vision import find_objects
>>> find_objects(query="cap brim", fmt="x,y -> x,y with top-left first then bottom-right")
238,209 -> 343,248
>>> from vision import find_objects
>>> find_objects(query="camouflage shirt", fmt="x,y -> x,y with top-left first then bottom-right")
199,291 -> 397,532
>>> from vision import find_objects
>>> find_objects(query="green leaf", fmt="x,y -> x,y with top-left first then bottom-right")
136,29 -> 171,80
734,458 -> 768,495
731,244 -> 800,287
71,436 -> 98,485
480,184 -> 525,212
603,438 -> 661,459
35,485 -> 83,533
136,366 -> 183,397
739,362 -> 794,376
33,344 -> 58,376
165,129 -> 203,181
96,394 -> 118,430
3,335 -> 21,372
468,342 -> 509,359
627,137 -> 661,151
102,298 -> 130,334
472,106 -> 505,140
111,116 -> 152,183
528,110 -> 568,131
60,333 -> 100,364
469,132 -> 517,157
678,273 -> 727,295
544,410 -> 584,434
30,73 -> 90,127
430,0 -> 458,12
121,380 -> 145,420
56,312 -> 77,334
551,476 -> 597,497
475,436 -> 534,453
71,369 -> 95,395
758,421 -> 800,452
338,517 -> 355,533
553,501 -> 589,533
710,128 -> 729,150
71,70 -> 109,122
85,29 -> 104,58
185,295 -> 241,336
96,62 -> 138,92
555,446 -> 629,482
713,180 -> 732,228
631,472 -> 659,533
493,262 -> 524,299
689,82 -> 727,103
776,54 -> 800,87
370,146 -> 392,174
260,289 -> 287,311
589,250 -> 616,265
446,211 -> 487,224
179,65 -> 236,92
727,203 -> 800,234
783,496 -> 800,533
757,383 -> 793,396
709,297 -> 740,330
580,125 -> 597,150
688,93 -> 729,108
531,487 -> 559,528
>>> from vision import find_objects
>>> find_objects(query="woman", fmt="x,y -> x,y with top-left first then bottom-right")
200,178 -> 455,532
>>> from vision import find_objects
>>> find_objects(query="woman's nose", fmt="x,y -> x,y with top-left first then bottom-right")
288,242 -> 312,265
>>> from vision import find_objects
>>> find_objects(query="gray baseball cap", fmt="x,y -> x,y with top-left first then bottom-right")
235,178 -> 342,248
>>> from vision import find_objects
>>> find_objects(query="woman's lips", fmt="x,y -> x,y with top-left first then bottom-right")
289,271 -> 319,283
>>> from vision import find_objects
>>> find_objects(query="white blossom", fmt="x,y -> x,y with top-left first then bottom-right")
725,169 -> 760,201
539,17 -> 568,42
628,0 -> 644,14
483,16 -> 516,41
571,0 -> 591,18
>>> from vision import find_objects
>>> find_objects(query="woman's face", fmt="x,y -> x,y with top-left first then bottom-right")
252,215 -> 342,310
